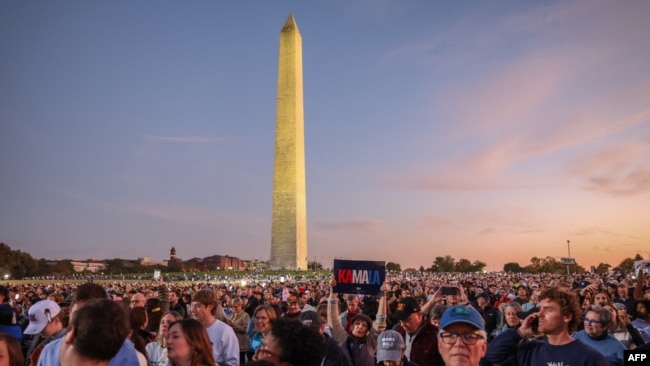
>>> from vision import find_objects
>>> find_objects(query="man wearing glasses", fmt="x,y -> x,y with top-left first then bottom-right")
484,287 -> 608,366
572,305 -> 625,366
437,305 -> 487,366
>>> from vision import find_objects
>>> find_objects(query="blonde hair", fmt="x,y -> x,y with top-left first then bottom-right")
157,311 -> 183,346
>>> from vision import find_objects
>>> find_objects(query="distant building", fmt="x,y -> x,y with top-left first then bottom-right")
249,259 -> 268,270
70,260 -> 106,273
204,255 -> 246,270
168,247 -> 182,266
139,257 -> 168,267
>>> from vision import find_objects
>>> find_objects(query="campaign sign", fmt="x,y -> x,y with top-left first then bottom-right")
625,349 -> 649,365
333,259 -> 385,294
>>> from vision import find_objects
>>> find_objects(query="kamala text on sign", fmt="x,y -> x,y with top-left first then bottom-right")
333,259 -> 385,294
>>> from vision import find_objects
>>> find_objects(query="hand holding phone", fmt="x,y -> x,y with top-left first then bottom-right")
441,287 -> 457,296
531,317 -> 539,332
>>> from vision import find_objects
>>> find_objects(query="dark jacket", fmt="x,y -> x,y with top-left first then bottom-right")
323,333 -> 353,366
476,304 -> 500,336
346,335 -> 375,366
170,301 -> 187,318
396,318 -> 444,366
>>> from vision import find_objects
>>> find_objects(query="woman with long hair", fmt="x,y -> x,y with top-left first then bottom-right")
129,306 -> 150,366
146,311 -> 184,366
601,302 -> 644,349
0,333 -> 24,366
166,318 -> 216,366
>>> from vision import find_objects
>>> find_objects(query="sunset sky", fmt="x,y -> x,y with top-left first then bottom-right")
1,1 -> 649,271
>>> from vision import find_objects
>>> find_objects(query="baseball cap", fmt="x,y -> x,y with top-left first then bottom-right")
393,297 -> 421,321
298,310 -> 322,330
376,330 -> 405,362
287,295 -> 298,303
24,299 -> 61,335
439,305 -> 485,331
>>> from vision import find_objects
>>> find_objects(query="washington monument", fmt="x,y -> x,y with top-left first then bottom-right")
270,14 -> 307,270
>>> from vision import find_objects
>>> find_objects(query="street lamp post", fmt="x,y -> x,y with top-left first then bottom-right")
566,240 -> 571,275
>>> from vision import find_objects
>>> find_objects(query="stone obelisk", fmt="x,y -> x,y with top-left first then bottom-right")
270,14 -> 307,270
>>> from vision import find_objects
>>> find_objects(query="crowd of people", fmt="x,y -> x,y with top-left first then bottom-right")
0,263 -> 649,365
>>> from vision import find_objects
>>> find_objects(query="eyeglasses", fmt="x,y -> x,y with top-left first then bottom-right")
439,332 -> 485,345
583,318 -> 603,326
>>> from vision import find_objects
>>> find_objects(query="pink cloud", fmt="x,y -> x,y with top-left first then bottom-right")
478,227 -> 497,235
416,215 -> 454,230
566,141 -> 650,196
315,219 -> 385,233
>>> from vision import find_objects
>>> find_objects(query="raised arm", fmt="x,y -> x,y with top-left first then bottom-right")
421,286 -> 446,315
372,283 -> 389,333
634,262 -> 646,300
327,277 -> 348,345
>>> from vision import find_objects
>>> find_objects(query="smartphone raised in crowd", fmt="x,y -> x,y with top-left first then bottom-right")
441,287 -> 457,296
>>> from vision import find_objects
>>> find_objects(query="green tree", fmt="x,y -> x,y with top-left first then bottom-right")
540,256 -> 565,274
503,262 -> 524,273
594,263 -> 611,275
418,265 -> 425,272
573,262 -> 587,274
9,250 -> 39,278
386,262 -> 401,271
0,243 -> 39,279
615,257 -> 636,273
470,260 -> 487,272
45,260 -> 75,276
455,258 -> 473,272
104,258 -> 132,274
433,255 -> 456,272
528,257 -> 543,273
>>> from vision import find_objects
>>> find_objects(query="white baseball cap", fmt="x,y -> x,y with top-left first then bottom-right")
24,300 -> 61,335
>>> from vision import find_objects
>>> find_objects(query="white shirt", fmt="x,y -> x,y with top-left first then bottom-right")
205,319 -> 240,366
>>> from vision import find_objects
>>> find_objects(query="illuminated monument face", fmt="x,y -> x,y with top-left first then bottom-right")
270,14 -> 307,270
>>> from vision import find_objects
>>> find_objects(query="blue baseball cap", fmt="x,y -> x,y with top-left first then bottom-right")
439,305 -> 485,331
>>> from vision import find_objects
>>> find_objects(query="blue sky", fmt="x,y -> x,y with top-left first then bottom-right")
1,0 -> 649,271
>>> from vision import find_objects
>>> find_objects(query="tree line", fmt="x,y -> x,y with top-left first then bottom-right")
0,242 -> 645,279
387,253 -> 644,275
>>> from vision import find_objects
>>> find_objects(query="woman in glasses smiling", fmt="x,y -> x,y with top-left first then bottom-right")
571,305 -> 625,366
